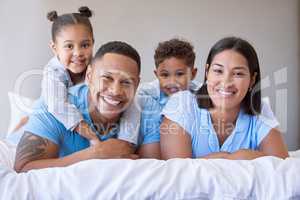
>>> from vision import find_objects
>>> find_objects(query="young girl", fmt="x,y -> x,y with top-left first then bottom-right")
160,37 -> 289,160
43,6 -> 139,144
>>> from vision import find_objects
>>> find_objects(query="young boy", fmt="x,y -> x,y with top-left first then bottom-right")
137,38 -> 198,158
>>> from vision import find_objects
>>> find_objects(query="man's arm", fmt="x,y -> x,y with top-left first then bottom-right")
14,132 -> 135,173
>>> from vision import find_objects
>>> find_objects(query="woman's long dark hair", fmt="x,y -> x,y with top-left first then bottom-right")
196,37 -> 261,115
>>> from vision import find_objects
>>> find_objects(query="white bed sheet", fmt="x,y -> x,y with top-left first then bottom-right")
0,140 -> 299,200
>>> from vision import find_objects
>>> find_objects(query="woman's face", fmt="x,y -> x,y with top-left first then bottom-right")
206,49 -> 255,112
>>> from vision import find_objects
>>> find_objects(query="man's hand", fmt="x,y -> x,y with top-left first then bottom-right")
88,138 -> 136,159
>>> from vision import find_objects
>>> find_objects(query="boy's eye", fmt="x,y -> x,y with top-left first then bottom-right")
82,43 -> 90,49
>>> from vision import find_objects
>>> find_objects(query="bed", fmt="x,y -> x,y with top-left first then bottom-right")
0,139 -> 300,200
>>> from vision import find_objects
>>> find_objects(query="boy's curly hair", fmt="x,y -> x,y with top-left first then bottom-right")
154,38 -> 195,68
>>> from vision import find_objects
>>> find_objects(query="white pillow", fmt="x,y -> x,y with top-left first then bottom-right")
6,92 -> 35,138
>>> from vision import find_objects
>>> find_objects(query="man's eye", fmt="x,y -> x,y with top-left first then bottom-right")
176,72 -> 185,76
101,75 -> 113,81
121,80 -> 133,86
160,73 -> 168,78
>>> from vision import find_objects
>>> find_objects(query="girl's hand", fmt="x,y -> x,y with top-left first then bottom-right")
75,121 -> 98,142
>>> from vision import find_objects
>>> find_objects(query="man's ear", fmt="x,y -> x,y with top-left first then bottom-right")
85,64 -> 93,85
154,69 -> 158,78
49,41 -> 57,55
191,67 -> 198,80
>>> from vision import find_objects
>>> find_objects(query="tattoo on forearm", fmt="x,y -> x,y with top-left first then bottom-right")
15,132 -> 50,165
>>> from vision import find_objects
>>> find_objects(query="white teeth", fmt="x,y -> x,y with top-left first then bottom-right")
103,97 -> 121,106
217,89 -> 234,96
167,87 -> 179,93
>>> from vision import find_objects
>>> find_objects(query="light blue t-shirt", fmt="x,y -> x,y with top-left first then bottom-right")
24,84 -> 120,157
161,90 -> 278,158
138,80 -> 199,145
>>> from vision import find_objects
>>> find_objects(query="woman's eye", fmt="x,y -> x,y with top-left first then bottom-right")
213,69 -> 223,74
234,72 -> 245,77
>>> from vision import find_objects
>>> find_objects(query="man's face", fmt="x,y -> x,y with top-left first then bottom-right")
87,53 -> 140,121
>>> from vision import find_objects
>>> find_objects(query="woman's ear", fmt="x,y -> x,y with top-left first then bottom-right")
205,64 -> 209,78
250,72 -> 257,89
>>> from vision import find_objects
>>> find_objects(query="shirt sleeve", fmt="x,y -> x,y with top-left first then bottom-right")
117,96 -> 141,145
161,91 -> 197,136
24,101 -> 65,145
258,98 -> 279,128
139,95 -> 161,145
41,67 -> 83,130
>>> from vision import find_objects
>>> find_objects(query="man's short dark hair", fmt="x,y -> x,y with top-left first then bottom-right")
92,41 -> 141,74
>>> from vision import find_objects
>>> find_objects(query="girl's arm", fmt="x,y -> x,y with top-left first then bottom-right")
42,68 -> 83,130
160,117 -> 192,160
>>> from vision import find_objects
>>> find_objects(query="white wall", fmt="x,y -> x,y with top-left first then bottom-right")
0,0 -> 299,150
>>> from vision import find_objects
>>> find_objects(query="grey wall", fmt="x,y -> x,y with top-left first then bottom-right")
0,0 -> 299,150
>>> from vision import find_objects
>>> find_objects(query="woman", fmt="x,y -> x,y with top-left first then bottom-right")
160,37 -> 289,160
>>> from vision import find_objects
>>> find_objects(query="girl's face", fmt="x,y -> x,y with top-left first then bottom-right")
50,24 -> 94,74
154,57 -> 197,96
206,49 -> 256,111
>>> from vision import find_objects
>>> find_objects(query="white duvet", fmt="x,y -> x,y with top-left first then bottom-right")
0,140 -> 299,200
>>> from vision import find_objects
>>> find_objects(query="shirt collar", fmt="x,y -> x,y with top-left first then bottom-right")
200,108 -> 250,133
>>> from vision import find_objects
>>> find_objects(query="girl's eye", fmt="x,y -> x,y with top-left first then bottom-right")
64,44 -> 73,49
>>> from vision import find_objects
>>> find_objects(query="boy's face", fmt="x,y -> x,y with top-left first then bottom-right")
154,57 -> 197,96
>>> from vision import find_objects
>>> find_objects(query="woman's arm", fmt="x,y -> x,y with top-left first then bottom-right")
160,117 -> 192,160
202,128 -> 289,160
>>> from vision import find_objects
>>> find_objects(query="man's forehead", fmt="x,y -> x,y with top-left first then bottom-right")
94,68 -> 137,80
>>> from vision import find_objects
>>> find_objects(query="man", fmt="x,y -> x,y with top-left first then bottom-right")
14,41 -> 141,172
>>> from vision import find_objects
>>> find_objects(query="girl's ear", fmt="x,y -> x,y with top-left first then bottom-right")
250,72 -> 257,89
49,41 -> 57,55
